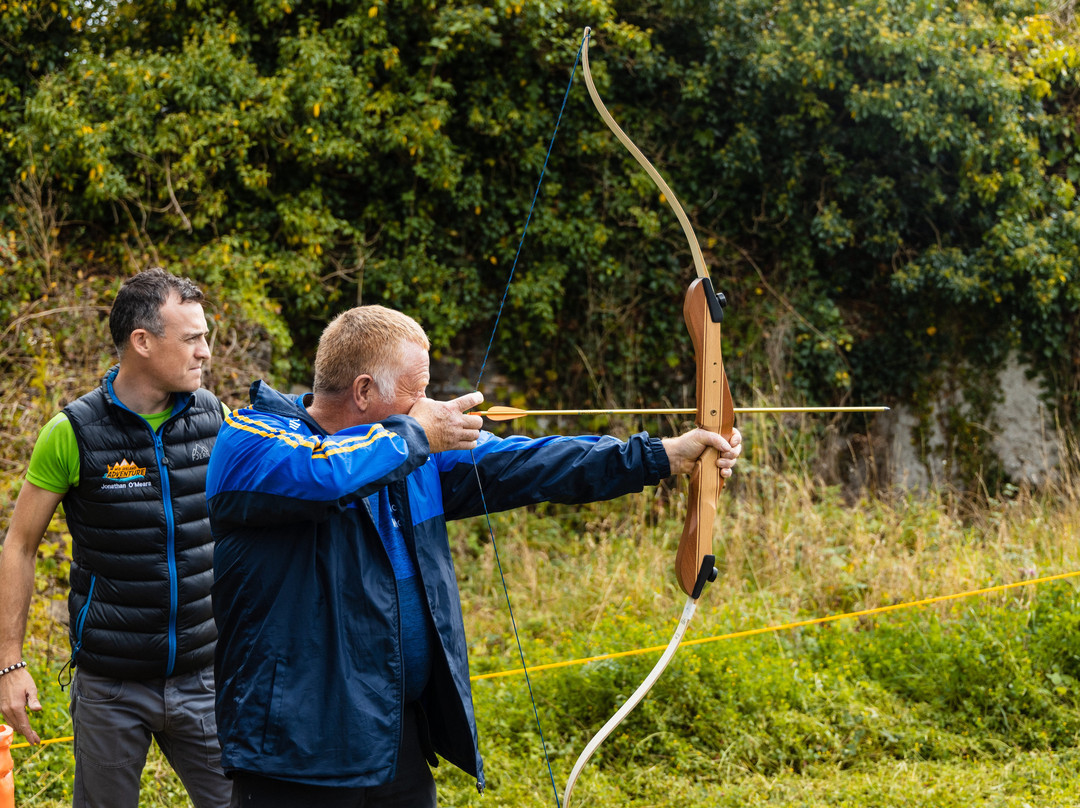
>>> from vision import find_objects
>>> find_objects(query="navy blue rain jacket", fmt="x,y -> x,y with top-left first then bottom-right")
206,381 -> 669,788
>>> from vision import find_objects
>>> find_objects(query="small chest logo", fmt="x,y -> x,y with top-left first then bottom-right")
192,443 -> 211,461
103,459 -> 147,481
289,419 -> 301,431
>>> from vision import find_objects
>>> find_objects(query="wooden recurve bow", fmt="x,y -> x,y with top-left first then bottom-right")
562,26 -> 735,807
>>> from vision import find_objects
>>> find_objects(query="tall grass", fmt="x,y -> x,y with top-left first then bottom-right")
6,415 -> 1080,806
431,413 -> 1080,806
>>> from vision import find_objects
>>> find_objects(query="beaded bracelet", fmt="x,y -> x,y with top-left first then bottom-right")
0,661 -> 27,677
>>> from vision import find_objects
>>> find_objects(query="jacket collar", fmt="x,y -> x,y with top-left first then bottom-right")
248,380 -> 323,433
102,364 -> 193,419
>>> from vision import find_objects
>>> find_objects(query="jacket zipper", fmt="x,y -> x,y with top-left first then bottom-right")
365,491 -> 407,779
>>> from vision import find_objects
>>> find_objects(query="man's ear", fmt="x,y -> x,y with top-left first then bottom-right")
128,328 -> 153,359
352,375 -> 375,412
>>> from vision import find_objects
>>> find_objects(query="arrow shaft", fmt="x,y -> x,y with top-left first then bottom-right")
483,406 -> 888,420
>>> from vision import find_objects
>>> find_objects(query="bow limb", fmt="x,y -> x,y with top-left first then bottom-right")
580,27 -> 709,282
561,597 -> 697,808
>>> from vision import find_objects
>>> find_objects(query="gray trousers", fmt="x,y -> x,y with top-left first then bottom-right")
70,665 -> 232,808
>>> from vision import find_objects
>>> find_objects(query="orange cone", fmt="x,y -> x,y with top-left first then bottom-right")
0,724 -> 13,808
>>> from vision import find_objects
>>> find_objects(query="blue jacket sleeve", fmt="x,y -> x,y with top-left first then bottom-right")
434,430 -> 670,520
206,408 -> 430,527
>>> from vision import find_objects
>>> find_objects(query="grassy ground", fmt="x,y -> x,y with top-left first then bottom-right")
7,435 -> 1080,805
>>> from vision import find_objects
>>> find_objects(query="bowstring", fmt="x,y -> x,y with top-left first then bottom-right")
474,31 -> 587,391
469,29 -> 589,808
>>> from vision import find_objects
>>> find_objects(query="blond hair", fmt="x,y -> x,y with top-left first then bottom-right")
312,306 -> 430,397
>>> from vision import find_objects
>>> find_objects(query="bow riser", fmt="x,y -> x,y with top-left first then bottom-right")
675,277 -> 735,597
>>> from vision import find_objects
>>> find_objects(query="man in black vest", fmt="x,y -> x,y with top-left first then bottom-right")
0,268 -> 231,808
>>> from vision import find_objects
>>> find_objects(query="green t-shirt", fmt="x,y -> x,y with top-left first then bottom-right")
26,408 -> 177,493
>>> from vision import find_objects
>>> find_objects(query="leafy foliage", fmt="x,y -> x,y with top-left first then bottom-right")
1,0 -> 1079,455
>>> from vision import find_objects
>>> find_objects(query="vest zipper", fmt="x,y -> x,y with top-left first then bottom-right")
153,430 -> 179,677
102,375 -> 188,677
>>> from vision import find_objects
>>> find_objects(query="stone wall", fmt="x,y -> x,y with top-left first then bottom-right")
882,354 -> 1060,490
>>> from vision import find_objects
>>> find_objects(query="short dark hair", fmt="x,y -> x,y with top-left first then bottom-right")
110,267 -> 205,355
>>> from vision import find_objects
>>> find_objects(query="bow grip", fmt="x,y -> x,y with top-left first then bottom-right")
675,277 -> 734,598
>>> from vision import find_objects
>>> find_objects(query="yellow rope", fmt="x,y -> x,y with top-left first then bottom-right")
470,570 -> 1080,682
10,735 -> 72,752
9,571 -> 1079,749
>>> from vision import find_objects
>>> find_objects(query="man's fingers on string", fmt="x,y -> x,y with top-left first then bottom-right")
450,392 -> 484,432
452,391 -> 484,413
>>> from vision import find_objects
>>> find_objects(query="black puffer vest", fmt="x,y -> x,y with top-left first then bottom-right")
63,368 -> 223,679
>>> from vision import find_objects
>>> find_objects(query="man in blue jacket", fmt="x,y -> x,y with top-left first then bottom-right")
207,305 -> 741,807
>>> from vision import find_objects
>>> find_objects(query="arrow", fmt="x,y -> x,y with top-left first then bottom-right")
481,405 -> 889,421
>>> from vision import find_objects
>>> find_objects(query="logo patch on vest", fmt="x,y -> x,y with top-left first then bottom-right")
104,459 -> 146,481
101,459 -> 153,490
192,443 -> 211,461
